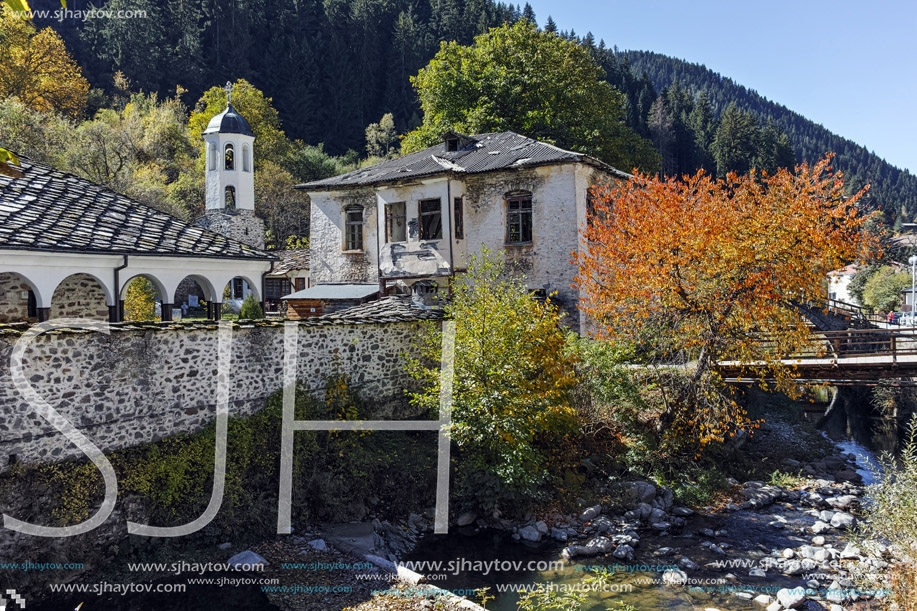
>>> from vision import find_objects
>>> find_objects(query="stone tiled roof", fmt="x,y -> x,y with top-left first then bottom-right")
296,131 -> 629,191
321,296 -> 444,322
0,156 -> 273,260
268,249 -> 310,275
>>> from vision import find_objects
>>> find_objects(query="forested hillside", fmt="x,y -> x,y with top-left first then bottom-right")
622,50 -> 917,225
16,0 -> 917,227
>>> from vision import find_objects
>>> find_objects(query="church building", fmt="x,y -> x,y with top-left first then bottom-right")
0,86 -> 275,323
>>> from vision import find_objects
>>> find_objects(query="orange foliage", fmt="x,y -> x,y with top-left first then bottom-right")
575,156 -> 871,451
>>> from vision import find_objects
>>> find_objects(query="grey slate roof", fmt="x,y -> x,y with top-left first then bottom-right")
0,156 -> 274,260
296,131 -> 629,191
204,104 -> 255,137
268,249 -> 310,275
321,296 -> 443,322
282,283 -> 378,301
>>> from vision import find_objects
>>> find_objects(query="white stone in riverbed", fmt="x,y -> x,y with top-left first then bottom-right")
812,535 -> 826,546
826,580 -> 846,604
782,548 -> 795,559
678,557 -> 700,571
735,592 -> 754,600
579,505 -> 602,522
840,542 -> 861,559
812,520 -> 831,534
753,594 -> 772,605
662,569 -> 688,585
749,568 -> 766,577
777,587 -> 807,608
766,603 -> 781,611
830,512 -> 856,529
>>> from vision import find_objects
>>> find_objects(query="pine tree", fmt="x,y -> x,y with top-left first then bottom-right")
544,15 -> 557,33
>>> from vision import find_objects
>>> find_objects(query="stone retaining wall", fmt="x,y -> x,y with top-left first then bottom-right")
0,318 -> 433,470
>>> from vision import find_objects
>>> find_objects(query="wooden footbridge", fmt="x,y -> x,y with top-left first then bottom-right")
718,300 -> 917,386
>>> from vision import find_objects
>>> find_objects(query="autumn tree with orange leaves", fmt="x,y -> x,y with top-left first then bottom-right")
576,157 -> 870,453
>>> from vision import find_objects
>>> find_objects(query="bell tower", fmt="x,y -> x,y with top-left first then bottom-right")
195,82 -> 265,249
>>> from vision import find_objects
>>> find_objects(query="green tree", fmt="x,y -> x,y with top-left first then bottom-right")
408,250 -> 579,514
711,103 -> 760,177
862,266 -> 910,313
402,21 -> 659,173
365,112 -> 398,158
239,293 -> 264,319
755,123 -> 796,176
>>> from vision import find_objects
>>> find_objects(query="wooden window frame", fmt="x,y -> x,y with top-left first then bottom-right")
506,193 -> 533,245
453,197 -> 464,240
344,206 -> 364,252
385,201 -> 407,243
419,198 -> 442,241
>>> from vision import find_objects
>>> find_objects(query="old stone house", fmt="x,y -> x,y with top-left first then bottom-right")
297,131 -> 627,327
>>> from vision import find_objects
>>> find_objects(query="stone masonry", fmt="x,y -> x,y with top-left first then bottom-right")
0,318 -> 434,470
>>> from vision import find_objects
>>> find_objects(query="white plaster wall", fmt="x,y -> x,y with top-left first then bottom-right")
0,250 -> 271,309
309,190 -> 378,284
375,178 -> 453,280
204,133 -> 256,211
462,165 -> 582,322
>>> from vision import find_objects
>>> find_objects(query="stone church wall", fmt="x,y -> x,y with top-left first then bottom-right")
49,273 -> 110,320
0,318 -> 433,470
0,273 -> 33,323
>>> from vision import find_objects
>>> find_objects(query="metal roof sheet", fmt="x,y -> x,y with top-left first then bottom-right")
296,132 -> 628,191
282,283 -> 379,300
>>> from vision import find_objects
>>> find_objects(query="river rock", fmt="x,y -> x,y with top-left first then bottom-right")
518,525 -> 542,542
651,522 -> 671,531
672,506 -> 694,517
826,494 -> 858,509
678,557 -> 700,570
776,587 -> 807,608
227,551 -> 268,570
781,548 -> 794,559
307,539 -> 327,551
218,542 -> 232,550
812,535 -> 826,546
709,544 -> 726,556
456,512 -> 477,527
840,542 -> 861,559
535,521 -> 548,535
754,594 -> 772,605
579,505 -> 602,522
812,520 -> 831,534
551,527 -> 568,542
826,580 -> 847,604
593,516 -> 614,533
835,469 -> 862,483
613,544 -> 635,560
766,603 -> 781,611
783,560 -> 804,575
622,481 -> 657,505
649,507 -> 668,523
749,568 -> 766,577
663,569 -> 688,585
830,511 -> 856,529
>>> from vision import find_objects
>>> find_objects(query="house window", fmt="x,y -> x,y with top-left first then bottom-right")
242,144 -> 251,172
264,278 -> 292,300
225,186 -> 236,210
506,192 -> 533,244
453,197 -> 464,240
419,198 -> 442,240
208,143 -> 217,171
224,143 -> 234,170
386,201 -> 407,242
295,277 -> 306,291
345,205 -> 364,251
446,137 -> 459,152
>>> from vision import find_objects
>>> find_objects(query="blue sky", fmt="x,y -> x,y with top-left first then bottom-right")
525,0 -> 917,174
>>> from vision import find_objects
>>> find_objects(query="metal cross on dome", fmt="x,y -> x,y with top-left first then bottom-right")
224,81 -> 233,104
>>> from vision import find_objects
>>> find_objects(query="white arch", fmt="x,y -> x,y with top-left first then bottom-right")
51,272 -> 115,308
172,274 -> 218,304
120,273 -> 168,302
242,144 -> 251,173
0,270 -> 44,309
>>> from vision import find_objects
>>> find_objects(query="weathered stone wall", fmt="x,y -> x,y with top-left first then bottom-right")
310,190 -> 378,284
0,273 -> 33,323
463,164 -> 584,325
194,209 -> 266,250
0,318 -> 432,470
49,273 -> 110,320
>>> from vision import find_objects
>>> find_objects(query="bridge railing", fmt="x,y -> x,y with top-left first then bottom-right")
822,298 -> 888,327
759,328 -> 917,361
